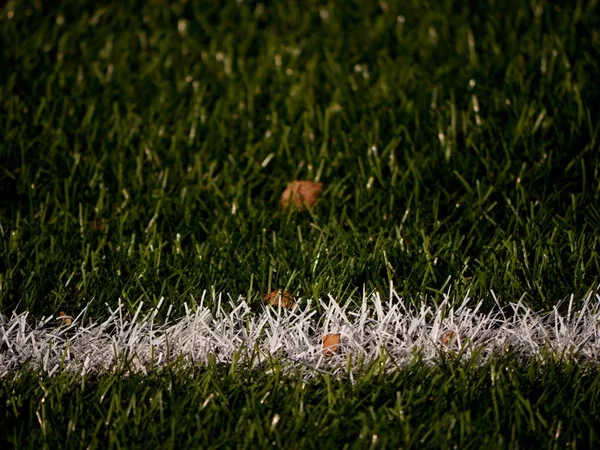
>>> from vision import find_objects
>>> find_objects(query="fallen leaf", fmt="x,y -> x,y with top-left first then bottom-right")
401,231 -> 411,248
322,333 -> 341,357
264,290 -> 296,309
280,180 -> 323,209
441,330 -> 458,347
90,220 -> 105,232
59,311 -> 72,326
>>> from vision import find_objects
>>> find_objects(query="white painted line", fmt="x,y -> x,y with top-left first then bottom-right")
1,287 -> 599,377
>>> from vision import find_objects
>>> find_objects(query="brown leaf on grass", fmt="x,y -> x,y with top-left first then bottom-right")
401,232 -> 411,248
264,290 -> 296,309
322,333 -> 341,357
59,311 -> 72,326
280,181 -> 323,209
90,220 -> 105,232
441,330 -> 457,346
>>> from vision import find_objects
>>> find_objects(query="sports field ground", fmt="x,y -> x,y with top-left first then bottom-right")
1,0 -> 600,448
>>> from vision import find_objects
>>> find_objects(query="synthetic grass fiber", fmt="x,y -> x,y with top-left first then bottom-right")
1,289 -> 600,378
1,0 -> 600,447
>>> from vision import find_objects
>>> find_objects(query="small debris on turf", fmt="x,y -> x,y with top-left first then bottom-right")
280,180 -> 323,209
59,311 -> 72,326
441,330 -> 458,347
264,290 -> 296,309
90,220 -> 105,232
322,333 -> 341,357
401,232 -> 411,248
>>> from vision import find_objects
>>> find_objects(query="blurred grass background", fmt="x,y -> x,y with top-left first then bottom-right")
1,0 -> 599,317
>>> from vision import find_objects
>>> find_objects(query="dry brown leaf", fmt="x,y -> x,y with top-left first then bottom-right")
90,220 -> 105,232
280,180 -> 323,209
401,232 -> 411,248
322,333 -> 341,357
441,330 -> 457,346
59,311 -> 72,326
264,290 -> 296,309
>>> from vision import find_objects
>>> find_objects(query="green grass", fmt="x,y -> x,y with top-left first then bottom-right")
1,0 -> 599,316
1,0 -> 600,447
2,354 -> 600,449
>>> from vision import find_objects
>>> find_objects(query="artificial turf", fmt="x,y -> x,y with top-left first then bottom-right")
1,0 -> 600,447
2,355 -> 600,449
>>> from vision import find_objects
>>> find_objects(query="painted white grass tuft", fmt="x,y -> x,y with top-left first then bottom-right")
1,287 -> 599,378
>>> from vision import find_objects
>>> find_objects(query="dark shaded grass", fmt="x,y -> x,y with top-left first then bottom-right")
1,354 -> 599,449
1,0 -> 599,318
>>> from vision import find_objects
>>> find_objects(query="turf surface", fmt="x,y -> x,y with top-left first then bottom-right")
1,0 -> 600,447
3,356 -> 600,449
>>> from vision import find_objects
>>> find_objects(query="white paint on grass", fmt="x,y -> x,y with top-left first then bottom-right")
1,287 -> 599,378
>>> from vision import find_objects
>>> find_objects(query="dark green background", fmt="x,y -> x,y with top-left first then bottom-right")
1,0 -> 599,315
